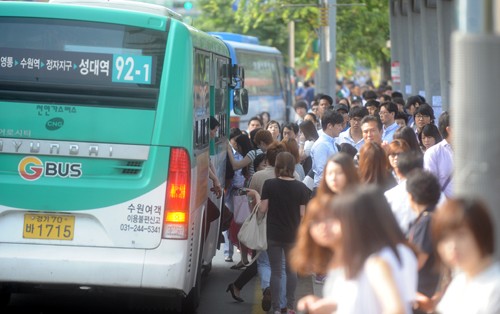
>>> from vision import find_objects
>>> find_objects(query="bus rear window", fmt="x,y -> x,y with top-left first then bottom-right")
0,18 -> 167,109
235,49 -> 282,97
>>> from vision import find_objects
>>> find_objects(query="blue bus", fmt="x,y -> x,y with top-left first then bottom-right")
210,32 -> 290,130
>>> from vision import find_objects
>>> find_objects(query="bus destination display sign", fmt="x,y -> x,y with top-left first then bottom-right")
0,48 -> 154,85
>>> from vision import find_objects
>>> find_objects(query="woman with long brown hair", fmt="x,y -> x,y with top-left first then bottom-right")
290,196 -> 335,277
316,152 -> 359,197
297,186 -> 418,314
358,141 -> 397,191
293,152 -> 358,285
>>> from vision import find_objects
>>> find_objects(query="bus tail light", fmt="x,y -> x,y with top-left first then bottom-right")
163,148 -> 190,239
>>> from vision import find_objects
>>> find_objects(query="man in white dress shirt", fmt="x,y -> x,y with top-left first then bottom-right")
424,111 -> 453,198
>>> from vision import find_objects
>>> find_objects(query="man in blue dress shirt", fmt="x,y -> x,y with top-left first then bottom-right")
311,109 -> 345,190
379,101 -> 399,143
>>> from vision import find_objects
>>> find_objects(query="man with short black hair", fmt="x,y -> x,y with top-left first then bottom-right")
317,94 -> 334,121
363,89 -> 378,101
336,106 -> 368,151
393,97 -> 406,113
281,122 -> 299,141
405,95 -> 425,127
365,99 -> 380,116
311,110 -> 344,189
247,116 -> 263,134
335,104 -> 350,131
406,169 -> 443,313
294,100 -> 308,124
395,111 -> 408,128
379,101 -> 399,142
350,96 -> 362,108
360,115 -> 383,144
391,91 -> 403,99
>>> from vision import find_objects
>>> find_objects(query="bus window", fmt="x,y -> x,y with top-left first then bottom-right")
194,51 -> 210,119
235,50 -> 281,97
0,17 -> 167,109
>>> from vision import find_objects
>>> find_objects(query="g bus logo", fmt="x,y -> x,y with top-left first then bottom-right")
18,156 -> 82,181
18,157 -> 43,181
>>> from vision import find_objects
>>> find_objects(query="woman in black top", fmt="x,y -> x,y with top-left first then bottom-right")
256,152 -> 311,314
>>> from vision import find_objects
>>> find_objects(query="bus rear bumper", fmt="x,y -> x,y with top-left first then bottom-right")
0,241 -> 192,293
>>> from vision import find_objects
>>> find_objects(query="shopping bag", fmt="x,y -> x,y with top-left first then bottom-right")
233,192 -> 251,224
237,202 -> 267,251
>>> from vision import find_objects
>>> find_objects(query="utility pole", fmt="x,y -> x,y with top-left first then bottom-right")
453,0 -> 500,258
317,0 -> 330,96
328,0 -> 337,99
283,1 -> 363,98
316,1 -> 362,98
288,20 -> 295,69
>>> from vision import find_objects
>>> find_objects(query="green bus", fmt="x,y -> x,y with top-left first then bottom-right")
0,0 -> 247,311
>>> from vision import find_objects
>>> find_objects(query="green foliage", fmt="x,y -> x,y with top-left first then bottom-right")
336,0 -> 390,74
195,0 -> 389,76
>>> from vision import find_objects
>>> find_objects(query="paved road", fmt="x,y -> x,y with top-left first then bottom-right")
200,250 -> 320,314
3,249 -> 321,314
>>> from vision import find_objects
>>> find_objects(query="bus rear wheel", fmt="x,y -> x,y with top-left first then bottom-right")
0,290 -> 10,308
181,264 -> 201,314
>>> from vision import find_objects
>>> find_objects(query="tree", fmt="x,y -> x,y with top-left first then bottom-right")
195,0 -> 319,78
195,0 -> 390,82
335,0 -> 390,81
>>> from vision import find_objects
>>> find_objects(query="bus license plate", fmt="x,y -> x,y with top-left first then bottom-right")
23,214 -> 75,240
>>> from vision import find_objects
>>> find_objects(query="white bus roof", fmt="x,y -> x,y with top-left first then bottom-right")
49,0 -> 183,20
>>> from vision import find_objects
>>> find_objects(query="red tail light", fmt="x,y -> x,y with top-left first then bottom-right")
163,148 -> 190,239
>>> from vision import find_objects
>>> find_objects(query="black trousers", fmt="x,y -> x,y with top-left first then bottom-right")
234,255 -> 258,290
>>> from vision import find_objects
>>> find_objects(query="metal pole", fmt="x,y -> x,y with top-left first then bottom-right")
327,0 -> 337,99
453,0 -> 500,260
289,20 -> 295,69
317,0 -> 330,96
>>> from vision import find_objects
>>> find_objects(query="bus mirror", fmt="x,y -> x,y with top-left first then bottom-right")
231,64 -> 245,88
233,88 -> 249,115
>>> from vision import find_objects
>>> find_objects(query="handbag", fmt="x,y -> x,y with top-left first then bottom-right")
237,202 -> 267,251
233,190 -> 251,224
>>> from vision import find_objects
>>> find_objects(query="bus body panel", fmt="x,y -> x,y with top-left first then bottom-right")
0,102 -> 155,144
0,239 -> 198,292
0,182 -> 167,249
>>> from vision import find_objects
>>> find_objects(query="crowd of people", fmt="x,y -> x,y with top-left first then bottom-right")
218,85 -> 500,314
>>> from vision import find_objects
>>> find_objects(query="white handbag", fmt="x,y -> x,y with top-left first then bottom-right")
237,202 -> 267,251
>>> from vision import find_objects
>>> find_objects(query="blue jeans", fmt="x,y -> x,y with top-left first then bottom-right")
267,240 -> 297,312
223,230 -> 233,258
257,250 -> 287,308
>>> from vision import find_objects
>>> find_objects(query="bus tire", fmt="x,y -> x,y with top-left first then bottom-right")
0,291 -> 10,308
181,267 -> 201,313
